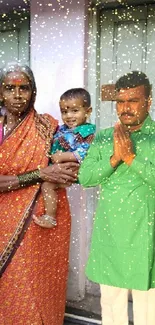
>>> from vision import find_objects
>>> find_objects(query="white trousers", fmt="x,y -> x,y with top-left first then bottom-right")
100,285 -> 155,325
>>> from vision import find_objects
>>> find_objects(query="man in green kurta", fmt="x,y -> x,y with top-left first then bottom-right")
79,71 -> 155,325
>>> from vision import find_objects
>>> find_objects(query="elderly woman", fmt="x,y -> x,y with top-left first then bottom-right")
0,63 -> 78,325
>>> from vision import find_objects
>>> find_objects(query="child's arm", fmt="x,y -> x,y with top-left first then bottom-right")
51,151 -> 77,163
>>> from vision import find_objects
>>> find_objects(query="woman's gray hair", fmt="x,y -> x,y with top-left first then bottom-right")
0,62 -> 37,108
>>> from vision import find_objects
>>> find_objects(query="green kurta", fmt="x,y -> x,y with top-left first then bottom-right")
79,115 -> 155,290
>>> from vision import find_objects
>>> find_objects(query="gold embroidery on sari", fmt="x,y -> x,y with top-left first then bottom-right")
34,112 -> 55,155
0,189 -> 39,273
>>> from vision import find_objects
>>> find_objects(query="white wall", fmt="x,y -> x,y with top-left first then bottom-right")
31,0 -> 88,121
31,0 -> 89,301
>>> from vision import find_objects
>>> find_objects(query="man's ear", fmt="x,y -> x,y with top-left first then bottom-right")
147,96 -> 152,112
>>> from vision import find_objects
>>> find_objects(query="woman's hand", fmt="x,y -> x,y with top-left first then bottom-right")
39,162 -> 79,184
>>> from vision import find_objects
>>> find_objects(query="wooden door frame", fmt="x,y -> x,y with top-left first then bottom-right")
87,0 -> 154,130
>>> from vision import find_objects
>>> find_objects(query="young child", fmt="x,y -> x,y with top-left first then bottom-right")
33,88 -> 96,228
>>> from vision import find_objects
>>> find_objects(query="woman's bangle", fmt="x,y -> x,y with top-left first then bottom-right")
17,169 -> 43,187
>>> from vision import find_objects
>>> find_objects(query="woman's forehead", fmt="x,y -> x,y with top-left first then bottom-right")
3,71 -> 30,84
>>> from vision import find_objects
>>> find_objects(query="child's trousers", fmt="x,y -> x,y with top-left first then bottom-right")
100,284 -> 155,325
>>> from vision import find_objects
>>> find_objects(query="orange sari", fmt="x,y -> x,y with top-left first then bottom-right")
0,109 -> 71,325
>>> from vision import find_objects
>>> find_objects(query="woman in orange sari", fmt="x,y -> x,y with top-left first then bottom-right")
0,63 -> 78,325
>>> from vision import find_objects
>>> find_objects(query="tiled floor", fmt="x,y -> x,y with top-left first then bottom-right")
65,293 -> 133,325
64,318 -> 133,325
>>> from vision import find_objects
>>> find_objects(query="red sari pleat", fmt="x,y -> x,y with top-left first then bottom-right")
0,110 -> 71,325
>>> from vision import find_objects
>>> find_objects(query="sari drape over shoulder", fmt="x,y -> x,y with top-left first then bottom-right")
0,109 -> 71,325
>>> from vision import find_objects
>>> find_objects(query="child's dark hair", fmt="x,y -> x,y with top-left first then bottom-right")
60,88 -> 91,107
115,71 -> 152,99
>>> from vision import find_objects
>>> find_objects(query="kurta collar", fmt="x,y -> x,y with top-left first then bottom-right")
138,115 -> 154,135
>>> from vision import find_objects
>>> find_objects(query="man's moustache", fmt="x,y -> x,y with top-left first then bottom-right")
121,112 -> 135,117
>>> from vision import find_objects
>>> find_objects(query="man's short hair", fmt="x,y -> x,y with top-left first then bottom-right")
60,88 -> 91,107
115,71 -> 152,98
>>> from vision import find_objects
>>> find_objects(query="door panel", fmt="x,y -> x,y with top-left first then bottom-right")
0,14 -> 30,66
113,20 -> 147,75
99,5 -> 155,129
0,29 -> 19,64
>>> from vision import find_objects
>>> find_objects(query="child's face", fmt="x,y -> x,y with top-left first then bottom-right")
59,97 -> 92,128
